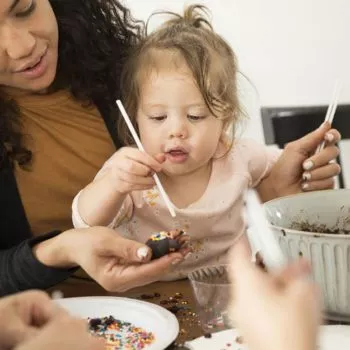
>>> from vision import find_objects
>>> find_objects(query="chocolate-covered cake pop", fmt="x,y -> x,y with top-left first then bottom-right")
146,230 -> 185,259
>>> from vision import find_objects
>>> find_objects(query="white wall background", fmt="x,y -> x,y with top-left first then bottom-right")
124,0 -> 350,185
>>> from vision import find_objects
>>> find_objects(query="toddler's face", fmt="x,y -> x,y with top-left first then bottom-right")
137,56 -> 224,177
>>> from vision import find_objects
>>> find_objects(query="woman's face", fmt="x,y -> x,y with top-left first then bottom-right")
0,0 -> 58,94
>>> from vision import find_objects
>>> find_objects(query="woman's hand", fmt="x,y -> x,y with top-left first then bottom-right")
0,290 -> 60,349
229,241 -> 321,350
34,227 -> 190,292
0,290 -> 102,350
258,121 -> 341,201
15,311 -> 103,350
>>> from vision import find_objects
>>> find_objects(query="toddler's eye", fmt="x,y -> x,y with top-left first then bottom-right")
188,115 -> 207,121
149,115 -> 167,121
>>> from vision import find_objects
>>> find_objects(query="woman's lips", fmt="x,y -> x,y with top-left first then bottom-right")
16,49 -> 49,80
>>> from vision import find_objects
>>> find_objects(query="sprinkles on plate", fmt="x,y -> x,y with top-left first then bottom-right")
88,316 -> 155,350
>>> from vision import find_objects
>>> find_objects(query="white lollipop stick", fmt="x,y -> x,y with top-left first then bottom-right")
116,100 -> 176,218
316,80 -> 341,153
245,190 -> 287,271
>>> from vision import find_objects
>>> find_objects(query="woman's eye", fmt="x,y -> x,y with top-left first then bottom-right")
188,115 -> 207,121
149,115 -> 167,121
16,0 -> 36,18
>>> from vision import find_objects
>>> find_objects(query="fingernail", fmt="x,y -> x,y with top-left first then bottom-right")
302,172 -> 311,181
172,258 -> 183,265
137,247 -> 150,260
302,183 -> 309,191
303,160 -> 314,170
325,133 -> 334,142
319,121 -> 328,129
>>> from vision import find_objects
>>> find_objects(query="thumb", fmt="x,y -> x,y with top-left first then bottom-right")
290,121 -> 331,154
154,153 -> 166,164
105,234 -> 152,263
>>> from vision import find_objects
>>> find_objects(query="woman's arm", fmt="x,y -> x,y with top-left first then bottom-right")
0,231 -> 78,296
0,227 -> 190,296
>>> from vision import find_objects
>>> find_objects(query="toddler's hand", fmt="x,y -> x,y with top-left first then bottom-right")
102,147 -> 165,194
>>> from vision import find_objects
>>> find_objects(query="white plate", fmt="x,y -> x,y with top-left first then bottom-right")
185,325 -> 350,350
320,325 -> 350,349
55,296 -> 179,350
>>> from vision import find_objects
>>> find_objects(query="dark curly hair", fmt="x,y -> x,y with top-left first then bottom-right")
0,0 -> 144,169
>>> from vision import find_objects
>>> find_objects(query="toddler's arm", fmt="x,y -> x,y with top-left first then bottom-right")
74,147 -> 163,227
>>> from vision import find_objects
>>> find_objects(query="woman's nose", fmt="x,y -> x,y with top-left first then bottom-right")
1,25 -> 36,61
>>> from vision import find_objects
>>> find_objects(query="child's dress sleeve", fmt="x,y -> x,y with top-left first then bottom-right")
236,139 -> 282,188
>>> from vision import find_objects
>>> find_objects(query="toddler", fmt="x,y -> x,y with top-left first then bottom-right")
72,5 -> 340,280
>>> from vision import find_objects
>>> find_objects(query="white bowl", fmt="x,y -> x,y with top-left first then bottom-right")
264,189 -> 350,321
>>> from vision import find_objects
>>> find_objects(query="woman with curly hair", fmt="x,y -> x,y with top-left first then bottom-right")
0,0 -> 189,296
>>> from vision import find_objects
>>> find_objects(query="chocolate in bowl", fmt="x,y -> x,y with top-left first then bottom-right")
264,189 -> 350,321
290,221 -> 350,235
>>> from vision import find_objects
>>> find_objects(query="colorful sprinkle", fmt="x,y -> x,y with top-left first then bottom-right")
88,316 -> 155,350
149,231 -> 171,241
